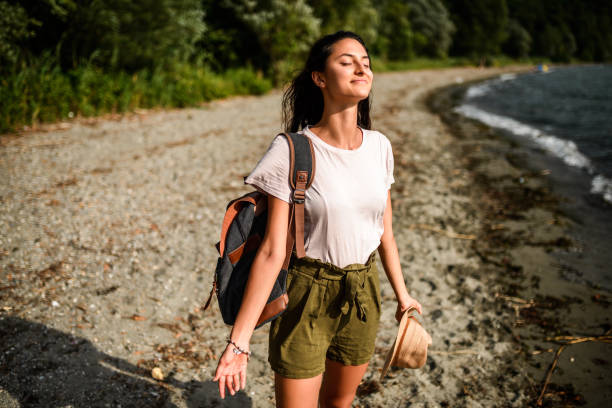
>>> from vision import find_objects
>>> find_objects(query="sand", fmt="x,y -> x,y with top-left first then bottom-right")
1,65 -> 610,407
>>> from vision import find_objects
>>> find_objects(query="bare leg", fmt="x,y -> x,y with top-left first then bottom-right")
274,372 -> 323,408
318,359 -> 369,408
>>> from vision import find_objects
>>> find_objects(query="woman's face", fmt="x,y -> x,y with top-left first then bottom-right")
313,38 -> 373,103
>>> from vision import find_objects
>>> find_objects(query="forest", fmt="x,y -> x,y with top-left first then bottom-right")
1,0 -> 611,132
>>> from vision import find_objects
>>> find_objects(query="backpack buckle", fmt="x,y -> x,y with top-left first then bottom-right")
293,188 -> 305,204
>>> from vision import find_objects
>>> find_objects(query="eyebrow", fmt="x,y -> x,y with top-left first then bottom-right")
335,53 -> 370,60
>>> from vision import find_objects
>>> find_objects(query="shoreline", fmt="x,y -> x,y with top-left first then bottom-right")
427,78 -> 612,407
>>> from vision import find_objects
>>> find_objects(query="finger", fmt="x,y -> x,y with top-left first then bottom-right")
219,376 -> 226,399
227,375 -> 235,395
233,373 -> 241,391
241,368 -> 247,390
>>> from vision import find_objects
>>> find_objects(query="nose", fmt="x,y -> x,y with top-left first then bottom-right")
355,61 -> 365,74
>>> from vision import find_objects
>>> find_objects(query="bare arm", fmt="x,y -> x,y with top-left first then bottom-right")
377,190 -> 423,322
213,194 -> 290,398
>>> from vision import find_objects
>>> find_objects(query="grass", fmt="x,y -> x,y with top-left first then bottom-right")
0,56 -> 272,134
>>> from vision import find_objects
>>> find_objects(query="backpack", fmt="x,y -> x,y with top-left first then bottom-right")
202,132 -> 316,329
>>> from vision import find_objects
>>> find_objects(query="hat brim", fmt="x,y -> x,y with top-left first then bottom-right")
380,307 -> 414,380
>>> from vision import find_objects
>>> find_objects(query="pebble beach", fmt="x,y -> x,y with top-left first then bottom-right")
1,65 -> 610,407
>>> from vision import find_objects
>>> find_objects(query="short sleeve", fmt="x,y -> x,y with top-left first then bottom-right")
244,135 -> 292,203
384,136 -> 395,190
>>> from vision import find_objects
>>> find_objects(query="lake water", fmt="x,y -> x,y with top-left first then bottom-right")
455,65 -> 612,292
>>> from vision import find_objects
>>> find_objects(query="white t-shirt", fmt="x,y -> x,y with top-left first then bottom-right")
244,125 -> 395,268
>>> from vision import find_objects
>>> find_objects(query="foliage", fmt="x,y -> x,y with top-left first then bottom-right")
502,19 -> 531,59
444,0 -> 509,62
373,0 -> 413,61
309,0 -> 379,46
0,1 -> 37,68
407,0 -> 455,58
0,53 -> 271,133
224,0 -> 321,84
16,0 -> 205,71
197,0 -> 264,71
506,0 -> 612,62
373,0 -> 454,60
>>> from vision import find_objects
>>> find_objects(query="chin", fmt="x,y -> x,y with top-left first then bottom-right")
356,92 -> 371,101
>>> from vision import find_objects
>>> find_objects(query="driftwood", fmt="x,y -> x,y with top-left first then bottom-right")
494,293 -> 611,404
494,293 -> 537,320
536,328 -> 612,406
408,223 -> 476,240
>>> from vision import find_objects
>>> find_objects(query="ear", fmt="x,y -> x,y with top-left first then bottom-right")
311,71 -> 325,88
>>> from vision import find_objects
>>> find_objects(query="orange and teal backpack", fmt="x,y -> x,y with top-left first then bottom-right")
203,132 -> 316,328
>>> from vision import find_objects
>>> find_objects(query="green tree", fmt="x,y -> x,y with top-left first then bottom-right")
564,0 -> 612,62
224,0 -> 321,83
0,1 -> 37,69
444,0 -> 509,63
308,0 -> 379,47
501,19 -> 531,58
374,0 -> 413,60
407,0 -> 454,58
540,23 -> 576,62
198,0 -> 264,71
17,0 -> 206,71
82,0 -> 206,70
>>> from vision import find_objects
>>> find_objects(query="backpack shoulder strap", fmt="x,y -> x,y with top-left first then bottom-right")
283,132 -> 316,193
280,132 -> 315,260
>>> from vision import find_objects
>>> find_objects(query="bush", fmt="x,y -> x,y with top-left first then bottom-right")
0,56 -> 272,133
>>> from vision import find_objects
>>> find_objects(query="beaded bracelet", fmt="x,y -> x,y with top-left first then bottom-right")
226,338 -> 251,360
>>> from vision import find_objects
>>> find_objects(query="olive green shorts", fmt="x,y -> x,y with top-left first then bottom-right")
268,251 -> 381,379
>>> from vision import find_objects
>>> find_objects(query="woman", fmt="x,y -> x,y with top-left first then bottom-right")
213,31 -> 422,407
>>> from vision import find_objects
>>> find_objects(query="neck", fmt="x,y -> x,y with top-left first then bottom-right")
310,103 -> 361,150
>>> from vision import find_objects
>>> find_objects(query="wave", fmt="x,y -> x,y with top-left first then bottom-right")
454,104 -> 593,170
591,175 -> 612,203
465,83 -> 491,99
464,73 -> 517,99
499,73 -> 517,81
454,103 -> 612,204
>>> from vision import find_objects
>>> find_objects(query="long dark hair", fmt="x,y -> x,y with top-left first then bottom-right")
282,31 -> 372,133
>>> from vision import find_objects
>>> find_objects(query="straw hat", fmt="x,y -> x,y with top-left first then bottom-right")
380,306 -> 432,379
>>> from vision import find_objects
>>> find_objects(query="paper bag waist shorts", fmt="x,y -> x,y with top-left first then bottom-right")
268,251 -> 381,379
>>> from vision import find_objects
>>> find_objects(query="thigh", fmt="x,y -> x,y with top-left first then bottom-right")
269,265 -> 337,379
275,372 -> 323,408
319,358 -> 369,408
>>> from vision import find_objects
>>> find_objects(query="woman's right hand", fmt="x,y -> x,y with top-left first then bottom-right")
213,343 -> 249,398
396,295 -> 422,323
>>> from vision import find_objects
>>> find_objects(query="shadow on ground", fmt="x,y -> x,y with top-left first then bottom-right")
0,316 -> 252,407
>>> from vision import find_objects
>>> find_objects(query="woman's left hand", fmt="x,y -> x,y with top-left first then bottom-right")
395,295 -> 422,323
213,343 -> 249,399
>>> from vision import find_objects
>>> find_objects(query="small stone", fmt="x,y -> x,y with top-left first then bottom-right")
152,367 -> 164,380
